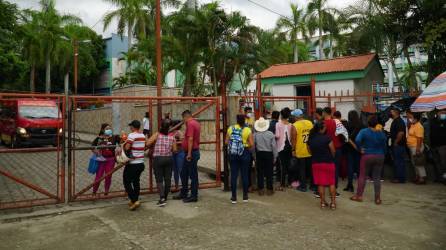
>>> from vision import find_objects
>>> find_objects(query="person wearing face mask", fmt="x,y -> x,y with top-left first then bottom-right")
244,106 -> 255,128
430,109 -> 446,183
406,111 -> 427,184
91,123 -> 119,196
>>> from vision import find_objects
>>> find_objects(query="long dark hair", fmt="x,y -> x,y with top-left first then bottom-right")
348,110 -> 361,129
159,119 -> 171,135
98,123 -> 109,136
309,121 -> 325,140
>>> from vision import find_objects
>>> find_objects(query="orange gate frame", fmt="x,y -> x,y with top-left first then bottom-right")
0,93 -> 66,210
68,95 -> 222,202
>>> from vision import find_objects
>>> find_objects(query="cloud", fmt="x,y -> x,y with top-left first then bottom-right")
10,0 -> 356,36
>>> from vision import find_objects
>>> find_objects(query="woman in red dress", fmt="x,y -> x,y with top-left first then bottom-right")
308,121 -> 337,210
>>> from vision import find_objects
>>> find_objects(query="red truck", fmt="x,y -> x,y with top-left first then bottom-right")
0,99 -> 63,148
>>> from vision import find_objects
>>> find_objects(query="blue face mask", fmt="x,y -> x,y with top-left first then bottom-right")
440,114 -> 446,121
104,129 -> 113,136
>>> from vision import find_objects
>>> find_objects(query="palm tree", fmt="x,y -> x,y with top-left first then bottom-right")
306,0 -> 335,60
276,4 -> 308,63
35,0 -> 81,93
21,9 -> 41,92
164,5 -> 207,96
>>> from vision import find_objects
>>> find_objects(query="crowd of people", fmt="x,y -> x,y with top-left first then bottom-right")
88,104 -> 446,211
226,105 -> 446,210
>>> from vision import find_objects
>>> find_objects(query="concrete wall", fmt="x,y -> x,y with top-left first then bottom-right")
315,79 -> 355,118
112,85 -> 182,97
271,85 -> 297,110
75,101 -> 219,150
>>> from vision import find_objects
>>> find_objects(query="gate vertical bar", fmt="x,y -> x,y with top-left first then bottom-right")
148,99 -> 154,193
67,96 -> 73,201
220,75 -> 229,191
215,98 -> 221,186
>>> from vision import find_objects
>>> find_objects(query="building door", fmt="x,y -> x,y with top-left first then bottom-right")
295,85 -> 311,112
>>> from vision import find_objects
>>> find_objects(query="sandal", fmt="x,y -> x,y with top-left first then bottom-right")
375,198 -> 382,205
350,195 -> 363,202
320,201 -> 328,209
330,202 -> 336,210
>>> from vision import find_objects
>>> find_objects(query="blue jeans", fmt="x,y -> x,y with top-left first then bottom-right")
230,149 -> 250,199
173,150 -> 185,186
347,150 -> 360,187
334,148 -> 343,188
392,145 -> 406,183
180,150 -> 200,198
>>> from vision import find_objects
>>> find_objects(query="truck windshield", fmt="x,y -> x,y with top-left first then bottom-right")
19,105 -> 60,119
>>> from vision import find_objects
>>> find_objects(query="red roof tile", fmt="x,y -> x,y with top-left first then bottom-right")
260,53 -> 377,79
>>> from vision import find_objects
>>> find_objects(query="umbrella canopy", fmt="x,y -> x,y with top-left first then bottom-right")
411,71 -> 446,112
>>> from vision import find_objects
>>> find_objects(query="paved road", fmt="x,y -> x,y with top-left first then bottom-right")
0,143 -> 216,204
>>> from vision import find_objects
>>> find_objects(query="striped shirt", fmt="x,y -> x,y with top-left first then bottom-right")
126,132 -> 146,164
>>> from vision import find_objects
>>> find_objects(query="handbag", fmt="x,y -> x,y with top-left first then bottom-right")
116,144 -> 130,164
88,154 -> 99,174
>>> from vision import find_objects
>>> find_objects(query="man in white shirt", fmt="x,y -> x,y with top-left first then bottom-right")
124,120 -> 146,210
142,112 -> 150,137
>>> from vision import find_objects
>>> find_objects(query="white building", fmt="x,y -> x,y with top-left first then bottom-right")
259,53 -> 384,117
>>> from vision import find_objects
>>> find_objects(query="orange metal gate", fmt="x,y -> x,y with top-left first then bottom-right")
67,95 -> 222,202
0,93 -> 65,209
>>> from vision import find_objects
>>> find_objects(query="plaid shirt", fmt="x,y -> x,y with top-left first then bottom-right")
153,134 -> 175,157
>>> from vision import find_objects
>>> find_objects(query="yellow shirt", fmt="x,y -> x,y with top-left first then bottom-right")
228,125 -> 252,147
407,122 -> 423,147
293,119 -> 313,158
245,117 -> 254,128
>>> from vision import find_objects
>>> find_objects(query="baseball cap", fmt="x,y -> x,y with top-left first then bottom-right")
291,109 -> 303,117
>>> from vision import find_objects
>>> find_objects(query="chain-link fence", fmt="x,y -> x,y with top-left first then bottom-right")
69,96 -> 221,202
0,93 -> 65,209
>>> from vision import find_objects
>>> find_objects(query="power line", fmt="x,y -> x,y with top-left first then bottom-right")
246,0 -> 290,20
90,5 -> 113,30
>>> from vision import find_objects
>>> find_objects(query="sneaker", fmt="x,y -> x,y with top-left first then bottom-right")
243,194 -> 249,203
297,187 -> 307,192
129,201 -> 140,211
157,199 -> 167,207
314,191 -> 320,198
336,192 -> 340,198
183,197 -> 198,203
231,197 -> 237,204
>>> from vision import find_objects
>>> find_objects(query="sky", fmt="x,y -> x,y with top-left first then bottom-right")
11,0 -> 357,38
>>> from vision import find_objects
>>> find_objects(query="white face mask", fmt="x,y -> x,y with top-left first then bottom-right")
408,118 -> 414,124
247,113 -> 253,118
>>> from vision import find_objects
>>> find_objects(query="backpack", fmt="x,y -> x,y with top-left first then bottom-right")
228,126 -> 245,156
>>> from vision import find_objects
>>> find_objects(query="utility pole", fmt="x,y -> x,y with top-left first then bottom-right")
155,0 -> 162,129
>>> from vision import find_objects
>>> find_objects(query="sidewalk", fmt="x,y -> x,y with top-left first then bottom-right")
1,183 -> 445,250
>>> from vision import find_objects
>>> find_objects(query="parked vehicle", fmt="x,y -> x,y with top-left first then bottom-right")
0,99 -> 63,148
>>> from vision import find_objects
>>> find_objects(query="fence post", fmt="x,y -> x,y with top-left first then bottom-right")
310,77 -> 316,115
220,75 -> 229,191
256,74 -> 262,119
67,96 -> 73,202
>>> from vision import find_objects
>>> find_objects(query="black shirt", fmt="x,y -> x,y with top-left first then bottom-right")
430,118 -> 446,147
268,119 -> 278,134
308,133 -> 334,164
390,117 -> 406,146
